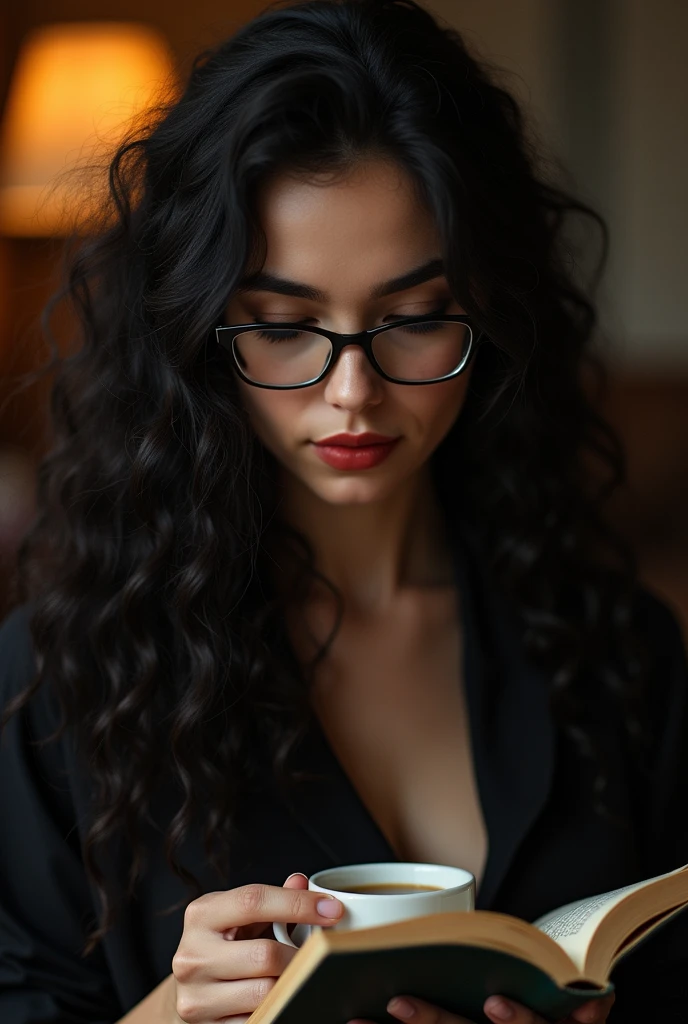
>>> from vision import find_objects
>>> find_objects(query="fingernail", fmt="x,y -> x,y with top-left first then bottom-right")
574,1007 -> 599,1023
317,896 -> 343,918
285,872 -> 308,883
485,997 -> 515,1021
387,997 -> 415,1019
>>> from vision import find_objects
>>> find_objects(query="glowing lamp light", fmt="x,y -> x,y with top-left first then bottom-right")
0,22 -> 177,236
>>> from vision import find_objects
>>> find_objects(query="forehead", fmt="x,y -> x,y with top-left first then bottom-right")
248,160 -> 441,301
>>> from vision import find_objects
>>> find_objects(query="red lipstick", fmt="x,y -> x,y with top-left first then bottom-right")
312,432 -> 400,471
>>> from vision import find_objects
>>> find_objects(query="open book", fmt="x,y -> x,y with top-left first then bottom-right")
248,863 -> 688,1024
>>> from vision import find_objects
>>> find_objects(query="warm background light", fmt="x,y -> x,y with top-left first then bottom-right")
0,22 -> 177,237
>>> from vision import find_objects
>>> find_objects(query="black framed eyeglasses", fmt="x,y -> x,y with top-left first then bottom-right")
215,314 -> 483,389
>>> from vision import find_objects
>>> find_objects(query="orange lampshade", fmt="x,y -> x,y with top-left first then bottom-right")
0,22 -> 177,236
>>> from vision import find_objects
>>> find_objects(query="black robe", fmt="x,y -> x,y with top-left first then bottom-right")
1,532 -> 687,1023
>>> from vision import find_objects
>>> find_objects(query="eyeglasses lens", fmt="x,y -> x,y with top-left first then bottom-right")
232,321 -> 472,386
373,321 -> 472,382
234,328 -> 331,386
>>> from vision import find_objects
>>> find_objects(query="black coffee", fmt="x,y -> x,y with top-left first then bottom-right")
335,882 -> 444,895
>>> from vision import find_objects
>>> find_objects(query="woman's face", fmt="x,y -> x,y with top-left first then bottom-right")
224,159 -> 474,506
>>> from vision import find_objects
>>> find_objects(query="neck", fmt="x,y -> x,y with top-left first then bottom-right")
274,464 -> 454,615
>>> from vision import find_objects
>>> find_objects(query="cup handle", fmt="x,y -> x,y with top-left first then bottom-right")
272,920 -> 297,947
272,921 -> 311,947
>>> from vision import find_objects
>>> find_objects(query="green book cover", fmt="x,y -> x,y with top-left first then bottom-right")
258,944 -> 612,1024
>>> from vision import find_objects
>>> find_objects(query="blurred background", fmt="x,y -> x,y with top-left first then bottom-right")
0,0 -> 686,630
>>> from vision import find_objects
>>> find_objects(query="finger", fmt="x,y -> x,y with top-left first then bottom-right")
483,995 -> 569,1019
176,976 -> 278,1022
195,936 -> 298,981
226,875 -> 309,939
283,873 -> 309,938
384,994 -> 474,1023
570,992 -> 616,1023
185,881 -> 344,933
283,872 -> 309,887
222,874 -> 327,940
484,996 -> 541,1022
484,991 -> 617,1024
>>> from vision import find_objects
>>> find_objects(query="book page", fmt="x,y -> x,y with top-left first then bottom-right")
532,877 -> 657,967
532,864 -> 688,968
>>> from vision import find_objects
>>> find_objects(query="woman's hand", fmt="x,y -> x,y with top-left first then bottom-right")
171,871 -> 343,1024
348,990 -> 616,1024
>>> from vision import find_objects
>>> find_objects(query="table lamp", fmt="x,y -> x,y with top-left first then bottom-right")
0,22 -> 177,237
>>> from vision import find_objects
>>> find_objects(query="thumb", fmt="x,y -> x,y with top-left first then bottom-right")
283,871 -> 309,889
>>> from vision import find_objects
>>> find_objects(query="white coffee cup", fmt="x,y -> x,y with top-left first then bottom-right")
272,861 -> 475,948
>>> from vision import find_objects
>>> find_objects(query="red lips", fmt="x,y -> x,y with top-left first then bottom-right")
314,432 -> 397,447
312,432 -> 401,470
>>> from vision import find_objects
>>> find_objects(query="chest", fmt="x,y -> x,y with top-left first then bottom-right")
306,590 -> 489,887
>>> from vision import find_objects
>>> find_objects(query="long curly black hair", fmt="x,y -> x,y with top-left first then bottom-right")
1,0 -> 648,956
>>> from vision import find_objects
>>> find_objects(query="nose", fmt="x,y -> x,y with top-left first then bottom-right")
322,343 -> 384,412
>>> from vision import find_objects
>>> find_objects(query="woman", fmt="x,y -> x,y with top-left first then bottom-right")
0,1 -> 686,1022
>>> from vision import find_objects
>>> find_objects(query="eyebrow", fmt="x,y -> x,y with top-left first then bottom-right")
235,256 -> 446,302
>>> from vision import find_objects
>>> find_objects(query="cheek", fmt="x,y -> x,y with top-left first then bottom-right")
237,383 -> 306,454
403,375 -> 471,446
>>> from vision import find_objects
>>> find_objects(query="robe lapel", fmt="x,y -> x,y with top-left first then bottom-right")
280,526 -> 556,912
453,528 -> 556,910
280,723 -> 397,869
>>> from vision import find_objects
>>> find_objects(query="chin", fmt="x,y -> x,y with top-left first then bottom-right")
307,471 -> 405,506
